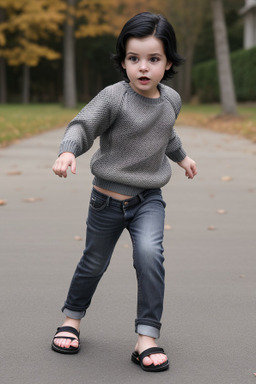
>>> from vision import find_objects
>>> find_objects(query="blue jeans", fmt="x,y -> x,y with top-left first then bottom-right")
62,187 -> 166,339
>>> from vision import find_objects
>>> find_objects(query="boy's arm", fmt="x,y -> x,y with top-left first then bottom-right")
165,128 -> 186,163
53,84 -> 123,178
165,129 -> 197,179
59,84 -> 122,158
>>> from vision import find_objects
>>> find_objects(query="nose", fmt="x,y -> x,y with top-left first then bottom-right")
139,60 -> 148,72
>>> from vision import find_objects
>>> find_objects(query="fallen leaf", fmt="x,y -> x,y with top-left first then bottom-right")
74,236 -> 83,241
164,224 -> 172,230
23,197 -> 43,203
209,194 -> 215,198
221,176 -> 233,182
123,244 -> 130,248
217,209 -> 227,214
0,199 -> 7,206
6,171 -> 22,176
240,274 -> 245,278
208,225 -> 216,231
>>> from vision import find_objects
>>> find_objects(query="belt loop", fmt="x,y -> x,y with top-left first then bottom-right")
106,196 -> 110,207
138,192 -> 145,202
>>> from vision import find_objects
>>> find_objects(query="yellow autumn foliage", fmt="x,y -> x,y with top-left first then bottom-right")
0,0 -> 65,65
0,0 -> 168,66
0,40 -> 60,66
76,0 -> 167,38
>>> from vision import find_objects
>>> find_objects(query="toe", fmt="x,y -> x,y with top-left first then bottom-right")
53,334 -> 78,349
142,356 -> 153,367
63,338 -> 72,348
70,339 -> 79,348
146,353 -> 167,367
53,338 -> 60,347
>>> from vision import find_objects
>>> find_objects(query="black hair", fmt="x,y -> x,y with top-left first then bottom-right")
112,12 -> 184,81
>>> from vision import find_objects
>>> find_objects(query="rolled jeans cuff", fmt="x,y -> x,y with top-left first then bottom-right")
136,325 -> 160,339
63,308 -> 86,320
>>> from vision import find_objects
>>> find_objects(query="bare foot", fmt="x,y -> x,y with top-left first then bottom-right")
135,335 -> 168,367
53,317 -> 81,350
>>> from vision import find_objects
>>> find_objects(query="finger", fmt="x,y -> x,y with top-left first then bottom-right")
185,168 -> 193,179
54,162 -> 67,178
70,159 -> 76,175
192,164 -> 197,176
52,164 -> 61,176
60,166 -> 67,178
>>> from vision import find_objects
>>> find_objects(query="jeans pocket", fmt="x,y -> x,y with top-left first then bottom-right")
89,194 -> 108,211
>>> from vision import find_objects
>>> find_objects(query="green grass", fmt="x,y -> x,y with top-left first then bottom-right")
0,102 -> 256,147
0,103 -> 81,147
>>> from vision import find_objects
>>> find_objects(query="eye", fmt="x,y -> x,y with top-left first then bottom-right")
150,57 -> 160,63
128,56 -> 138,63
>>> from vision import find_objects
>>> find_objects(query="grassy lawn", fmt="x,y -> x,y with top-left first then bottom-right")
0,104 -> 81,147
0,102 -> 256,147
177,103 -> 256,142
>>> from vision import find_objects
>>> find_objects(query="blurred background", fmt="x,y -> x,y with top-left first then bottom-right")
0,0 -> 256,145
0,0 -> 256,105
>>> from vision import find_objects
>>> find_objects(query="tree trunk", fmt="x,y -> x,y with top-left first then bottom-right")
0,8 -> 7,103
22,64 -> 30,104
211,0 -> 237,115
63,0 -> 77,108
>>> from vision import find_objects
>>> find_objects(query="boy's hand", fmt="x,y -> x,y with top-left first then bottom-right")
178,156 -> 197,179
52,152 -> 76,178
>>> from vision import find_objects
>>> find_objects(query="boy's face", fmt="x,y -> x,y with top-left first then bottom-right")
122,35 -> 172,99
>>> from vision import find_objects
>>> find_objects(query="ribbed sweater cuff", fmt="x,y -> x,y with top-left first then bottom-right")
168,147 -> 187,163
59,141 -> 80,157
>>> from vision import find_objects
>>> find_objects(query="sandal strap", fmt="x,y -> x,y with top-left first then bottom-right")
139,347 -> 165,362
55,326 -> 80,339
53,336 -> 77,341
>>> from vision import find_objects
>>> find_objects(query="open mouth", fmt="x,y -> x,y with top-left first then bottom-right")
138,77 -> 150,85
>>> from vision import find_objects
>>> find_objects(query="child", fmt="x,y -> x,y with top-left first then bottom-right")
51,12 -> 197,372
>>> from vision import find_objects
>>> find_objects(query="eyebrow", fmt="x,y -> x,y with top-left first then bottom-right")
126,51 -> 163,57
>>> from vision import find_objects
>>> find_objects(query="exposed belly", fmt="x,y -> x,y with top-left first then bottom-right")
93,185 -> 134,200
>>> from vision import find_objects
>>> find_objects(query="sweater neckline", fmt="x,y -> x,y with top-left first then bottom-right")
122,81 -> 164,105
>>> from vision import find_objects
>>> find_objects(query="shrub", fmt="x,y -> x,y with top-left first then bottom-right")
192,46 -> 256,102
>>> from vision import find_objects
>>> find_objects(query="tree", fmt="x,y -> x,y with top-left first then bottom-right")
63,0 -> 77,108
75,0 -> 164,38
211,0 -> 237,115
165,0 -> 208,101
0,0 -> 65,102
0,6 -> 6,102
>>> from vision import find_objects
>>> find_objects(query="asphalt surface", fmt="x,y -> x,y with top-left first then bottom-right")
1,125 -> 255,384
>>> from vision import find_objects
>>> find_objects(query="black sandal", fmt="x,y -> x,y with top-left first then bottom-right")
51,326 -> 80,354
131,347 -> 169,372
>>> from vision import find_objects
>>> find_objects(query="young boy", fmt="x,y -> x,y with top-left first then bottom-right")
51,12 -> 197,372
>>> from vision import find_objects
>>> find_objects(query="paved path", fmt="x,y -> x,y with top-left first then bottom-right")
1,126 -> 255,384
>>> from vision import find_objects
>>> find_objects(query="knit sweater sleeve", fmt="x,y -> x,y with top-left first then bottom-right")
165,128 -> 187,162
59,84 -> 122,157
164,88 -> 187,163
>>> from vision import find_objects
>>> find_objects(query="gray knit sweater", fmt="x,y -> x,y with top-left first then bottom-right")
59,81 -> 186,195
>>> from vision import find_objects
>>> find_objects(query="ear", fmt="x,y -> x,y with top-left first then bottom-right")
121,61 -> 126,69
166,61 -> 172,70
